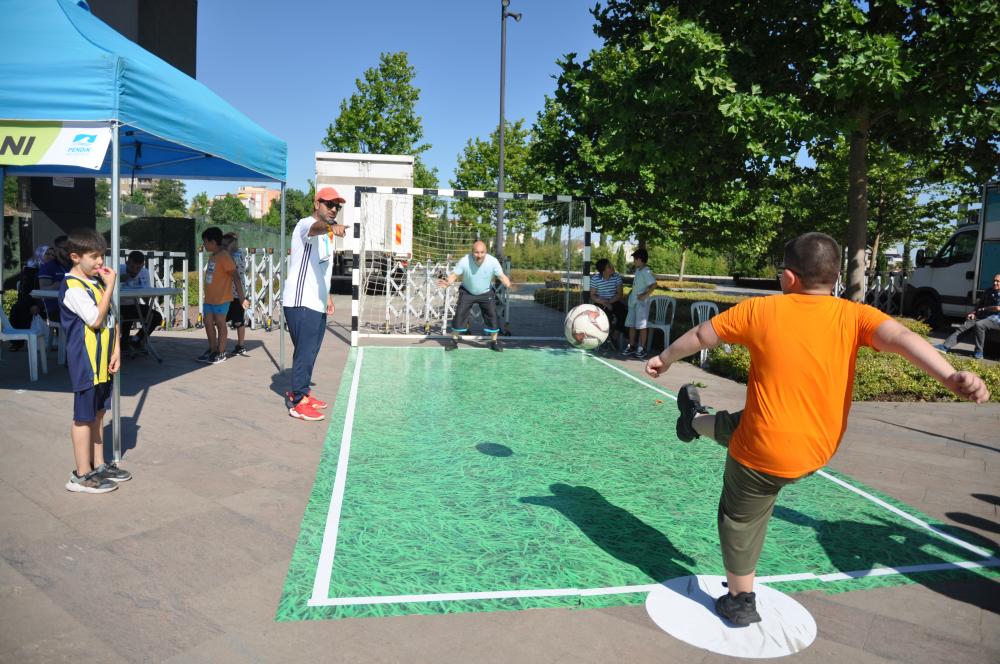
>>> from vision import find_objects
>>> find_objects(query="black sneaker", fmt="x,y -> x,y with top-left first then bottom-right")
490,339 -> 503,352
633,346 -> 648,359
94,462 -> 132,483
211,352 -> 228,364
715,591 -> 762,626
196,350 -> 214,363
444,339 -> 459,352
232,345 -> 249,357
676,383 -> 709,442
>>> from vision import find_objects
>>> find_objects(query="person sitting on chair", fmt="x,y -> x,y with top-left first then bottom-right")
118,251 -> 163,351
590,258 -> 626,349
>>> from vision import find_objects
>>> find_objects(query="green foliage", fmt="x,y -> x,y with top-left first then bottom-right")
95,179 -> 110,217
323,51 -> 438,230
149,179 -> 186,216
261,185 -> 314,230
125,188 -> 147,207
508,269 -> 563,283
3,175 -> 16,210
188,191 -> 211,218
451,120 -> 542,238
647,245 -> 730,276
210,195 -> 249,225
2,289 -> 15,316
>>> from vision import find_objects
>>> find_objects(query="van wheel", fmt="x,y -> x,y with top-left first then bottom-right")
912,295 -> 943,329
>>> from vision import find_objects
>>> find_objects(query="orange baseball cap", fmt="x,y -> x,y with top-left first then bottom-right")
315,186 -> 346,203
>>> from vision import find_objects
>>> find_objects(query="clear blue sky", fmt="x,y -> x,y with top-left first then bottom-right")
185,0 -> 603,202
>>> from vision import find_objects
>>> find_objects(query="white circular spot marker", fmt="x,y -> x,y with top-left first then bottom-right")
645,575 -> 816,659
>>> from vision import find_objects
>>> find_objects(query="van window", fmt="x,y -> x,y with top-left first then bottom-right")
936,230 -> 977,265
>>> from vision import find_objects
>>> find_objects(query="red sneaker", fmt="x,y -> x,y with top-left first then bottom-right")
289,400 -> 325,421
304,394 -> 328,409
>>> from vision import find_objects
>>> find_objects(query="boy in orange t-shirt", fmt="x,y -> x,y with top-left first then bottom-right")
199,227 -> 238,364
644,232 -> 989,626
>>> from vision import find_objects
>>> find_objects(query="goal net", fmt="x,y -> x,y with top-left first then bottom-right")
352,189 -> 590,346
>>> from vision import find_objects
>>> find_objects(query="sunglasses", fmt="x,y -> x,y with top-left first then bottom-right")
318,200 -> 342,210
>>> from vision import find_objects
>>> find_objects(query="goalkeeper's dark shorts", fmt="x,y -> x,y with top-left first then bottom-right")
450,287 -> 499,335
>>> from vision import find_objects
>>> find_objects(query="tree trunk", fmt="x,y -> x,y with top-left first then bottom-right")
845,116 -> 871,302
868,232 -> 881,276
678,247 -> 687,282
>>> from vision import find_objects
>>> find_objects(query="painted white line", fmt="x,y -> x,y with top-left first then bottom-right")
588,353 -> 678,401
357,334 -> 563,341
306,557 -> 1000,607
815,470 -> 992,558
308,348 -> 365,605
814,558 -> 1000,581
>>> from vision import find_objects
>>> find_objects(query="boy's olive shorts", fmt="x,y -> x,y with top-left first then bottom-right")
711,409 -> 808,575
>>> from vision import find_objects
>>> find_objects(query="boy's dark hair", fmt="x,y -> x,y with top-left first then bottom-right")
201,227 -> 223,244
127,250 -> 146,265
66,229 -> 107,257
631,248 -> 648,263
783,232 -> 841,288
53,234 -> 68,248
595,258 -> 610,273
222,232 -> 238,241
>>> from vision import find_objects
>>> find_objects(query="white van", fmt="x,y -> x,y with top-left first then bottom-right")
906,181 -> 1000,327
314,151 -> 414,277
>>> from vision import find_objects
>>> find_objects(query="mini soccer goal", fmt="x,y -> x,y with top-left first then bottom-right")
349,187 -> 592,346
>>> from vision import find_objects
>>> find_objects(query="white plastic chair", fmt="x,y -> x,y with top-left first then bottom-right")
690,301 -> 719,366
47,318 -> 66,365
0,310 -> 49,381
646,296 -> 676,351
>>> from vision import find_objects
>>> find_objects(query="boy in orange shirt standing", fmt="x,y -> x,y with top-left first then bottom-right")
198,227 -> 239,364
644,232 -> 989,626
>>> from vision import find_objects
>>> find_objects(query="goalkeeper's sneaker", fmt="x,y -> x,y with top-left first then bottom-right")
676,383 -> 709,443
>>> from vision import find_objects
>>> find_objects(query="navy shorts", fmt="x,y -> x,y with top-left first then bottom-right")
73,382 -> 112,423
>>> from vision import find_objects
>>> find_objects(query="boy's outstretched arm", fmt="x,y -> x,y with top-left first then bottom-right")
872,319 -> 990,403
645,321 -> 721,378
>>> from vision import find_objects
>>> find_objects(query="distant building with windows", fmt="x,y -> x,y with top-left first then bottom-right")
236,185 -> 281,219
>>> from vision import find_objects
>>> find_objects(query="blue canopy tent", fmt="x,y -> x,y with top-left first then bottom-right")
1,0 -> 290,460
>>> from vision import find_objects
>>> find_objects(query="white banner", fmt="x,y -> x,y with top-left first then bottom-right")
0,121 -> 111,170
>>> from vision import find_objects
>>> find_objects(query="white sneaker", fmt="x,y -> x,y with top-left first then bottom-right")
66,470 -> 118,494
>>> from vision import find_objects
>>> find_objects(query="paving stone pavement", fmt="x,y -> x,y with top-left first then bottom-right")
0,295 -> 997,663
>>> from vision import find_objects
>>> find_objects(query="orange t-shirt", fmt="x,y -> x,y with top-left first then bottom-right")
711,294 -> 891,478
204,251 -> 236,305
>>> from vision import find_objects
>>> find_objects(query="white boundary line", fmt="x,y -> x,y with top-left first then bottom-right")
814,470 -> 992,558
305,348 -> 997,608
308,348 -> 365,605
304,558 -> 1000,607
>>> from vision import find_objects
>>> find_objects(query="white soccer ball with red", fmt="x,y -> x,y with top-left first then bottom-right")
564,304 -> 610,350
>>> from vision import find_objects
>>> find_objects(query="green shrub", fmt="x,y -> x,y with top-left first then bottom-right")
653,279 -> 717,290
2,289 -> 16,317
510,269 -> 562,283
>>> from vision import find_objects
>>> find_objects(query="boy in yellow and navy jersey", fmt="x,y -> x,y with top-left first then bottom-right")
59,229 -> 131,494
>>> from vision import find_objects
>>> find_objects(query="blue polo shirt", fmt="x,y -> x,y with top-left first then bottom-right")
454,254 -> 503,295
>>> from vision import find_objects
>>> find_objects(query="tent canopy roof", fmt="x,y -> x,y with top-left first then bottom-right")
0,0 -> 286,182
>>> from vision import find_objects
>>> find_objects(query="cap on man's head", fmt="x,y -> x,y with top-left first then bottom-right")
315,187 -> 346,203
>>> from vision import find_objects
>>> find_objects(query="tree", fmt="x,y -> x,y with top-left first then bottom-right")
188,191 -> 210,218
532,7 -> 796,258
149,179 -> 186,216
95,179 -> 110,217
601,0 -> 1000,299
451,120 -> 541,238
261,184 -> 315,230
323,51 -> 438,230
209,195 -> 249,225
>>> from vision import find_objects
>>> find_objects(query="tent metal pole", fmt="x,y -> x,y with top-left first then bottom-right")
279,183 -> 286,374
111,121 -> 122,463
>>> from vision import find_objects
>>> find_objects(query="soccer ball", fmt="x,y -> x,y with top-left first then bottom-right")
564,304 -> 610,350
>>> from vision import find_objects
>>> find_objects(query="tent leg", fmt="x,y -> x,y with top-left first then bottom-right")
279,183 -> 286,374
111,122 -> 122,464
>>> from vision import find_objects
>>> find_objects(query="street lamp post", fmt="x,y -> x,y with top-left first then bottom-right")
497,0 -> 521,259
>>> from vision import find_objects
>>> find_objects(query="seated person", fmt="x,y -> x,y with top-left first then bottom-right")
37,235 -> 71,323
590,258 -> 626,348
118,251 -> 163,350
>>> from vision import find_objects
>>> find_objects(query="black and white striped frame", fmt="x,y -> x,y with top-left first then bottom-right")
350,187 -> 592,347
